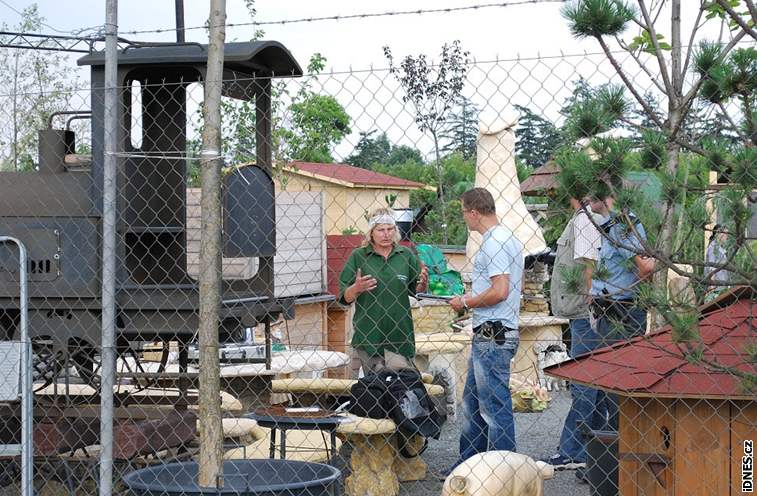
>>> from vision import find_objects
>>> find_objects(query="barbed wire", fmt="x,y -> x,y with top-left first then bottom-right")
118,0 -> 566,36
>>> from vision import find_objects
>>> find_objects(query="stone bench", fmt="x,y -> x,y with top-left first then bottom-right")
414,332 -> 472,417
336,415 -> 428,496
270,376 -> 443,404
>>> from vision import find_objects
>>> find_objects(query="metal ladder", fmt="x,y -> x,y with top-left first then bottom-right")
0,236 -> 32,496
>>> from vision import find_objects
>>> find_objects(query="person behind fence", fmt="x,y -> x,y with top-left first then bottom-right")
540,195 -> 602,472
338,208 -> 428,373
589,193 -> 654,430
443,187 -> 524,475
705,224 -> 731,298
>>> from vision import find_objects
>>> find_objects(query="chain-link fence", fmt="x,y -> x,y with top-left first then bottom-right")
0,25 -> 755,496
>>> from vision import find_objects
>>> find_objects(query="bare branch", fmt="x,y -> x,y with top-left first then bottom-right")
681,3 -> 707,77
636,0 -> 674,95
747,0 -> 757,22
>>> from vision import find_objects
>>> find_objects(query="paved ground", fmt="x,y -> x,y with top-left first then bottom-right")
398,389 -> 590,496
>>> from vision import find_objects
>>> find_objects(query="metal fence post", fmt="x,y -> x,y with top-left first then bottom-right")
100,1 -> 118,495
0,237 -> 30,496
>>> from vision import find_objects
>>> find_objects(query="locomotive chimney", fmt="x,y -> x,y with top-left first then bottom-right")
37,129 -> 74,174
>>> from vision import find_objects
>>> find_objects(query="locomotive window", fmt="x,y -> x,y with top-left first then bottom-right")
130,80 -> 143,149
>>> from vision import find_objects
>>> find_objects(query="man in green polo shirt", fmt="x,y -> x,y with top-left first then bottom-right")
339,208 -> 428,372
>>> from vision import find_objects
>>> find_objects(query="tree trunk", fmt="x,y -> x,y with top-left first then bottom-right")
432,131 -> 448,244
652,0 -> 684,327
198,0 -> 226,488
12,53 -> 19,171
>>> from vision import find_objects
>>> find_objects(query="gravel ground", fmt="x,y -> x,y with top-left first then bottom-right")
397,389 -> 590,496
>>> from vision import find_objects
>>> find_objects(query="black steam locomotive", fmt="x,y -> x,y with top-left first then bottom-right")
0,41 -> 302,391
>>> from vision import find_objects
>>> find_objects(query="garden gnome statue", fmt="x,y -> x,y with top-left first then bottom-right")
442,451 -> 554,496
465,118 -> 547,271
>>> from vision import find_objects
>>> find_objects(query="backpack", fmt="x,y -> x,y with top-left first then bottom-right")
348,368 -> 445,455
550,209 -> 601,319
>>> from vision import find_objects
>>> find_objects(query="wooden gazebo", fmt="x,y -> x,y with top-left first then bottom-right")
520,160 -> 560,197
546,288 -> 756,495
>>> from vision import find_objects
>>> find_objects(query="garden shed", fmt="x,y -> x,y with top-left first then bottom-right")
279,161 -> 434,235
546,288 -> 756,496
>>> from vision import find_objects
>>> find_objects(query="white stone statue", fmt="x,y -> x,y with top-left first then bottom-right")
465,119 -> 547,271
442,451 -> 554,496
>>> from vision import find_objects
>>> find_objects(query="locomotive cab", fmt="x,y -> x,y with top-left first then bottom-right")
0,41 -> 302,385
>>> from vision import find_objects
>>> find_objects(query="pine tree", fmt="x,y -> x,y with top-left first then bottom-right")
514,104 -> 561,168
439,96 -> 478,159
347,131 -> 391,168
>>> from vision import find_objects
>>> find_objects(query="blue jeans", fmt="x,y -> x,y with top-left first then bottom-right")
558,318 -> 603,462
593,303 -> 647,431
457,335 -> 518,464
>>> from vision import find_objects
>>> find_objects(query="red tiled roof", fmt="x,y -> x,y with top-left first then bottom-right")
520,160 -> 560,196
288,162 -> 432,190
545,294 -> 756,399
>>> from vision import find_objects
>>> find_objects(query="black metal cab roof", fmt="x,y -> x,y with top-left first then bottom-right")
77,40 -> 302,77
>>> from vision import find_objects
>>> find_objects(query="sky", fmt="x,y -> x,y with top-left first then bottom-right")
0,0 -> 737,159
2,0 -> 595,69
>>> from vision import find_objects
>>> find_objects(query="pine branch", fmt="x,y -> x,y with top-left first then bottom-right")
680,30 -> 747,111
717,102 -> 750,142
595,36 -> 666,129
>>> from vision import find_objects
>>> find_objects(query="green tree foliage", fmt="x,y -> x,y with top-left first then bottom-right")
346,131 -> 425,169
560,0 -> 756,390
0,5 -> 79,171
347,131 -> 391,168
187,53 -> 351,185
514,104 -> 562,168
375,153 -> 475,246
280,93 -> 351,163
440,96 -> 479,160
276,53 -> 351,163
384,40 -> 471,243
387,144 -> 424,166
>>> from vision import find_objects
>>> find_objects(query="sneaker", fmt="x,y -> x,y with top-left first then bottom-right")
539,453 -> 586,470
575,467 -> 588,483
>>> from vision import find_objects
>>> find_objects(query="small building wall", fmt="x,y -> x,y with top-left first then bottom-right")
277,172 -> 410,234
440,247 -> 467,274
326,303 -> 354,378
619,396 -> 754,496
281,299 -> 328,351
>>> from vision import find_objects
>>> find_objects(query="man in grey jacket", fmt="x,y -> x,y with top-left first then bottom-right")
541,196 -> 602,472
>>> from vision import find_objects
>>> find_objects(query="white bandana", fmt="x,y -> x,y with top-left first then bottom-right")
368,214 -> 396,230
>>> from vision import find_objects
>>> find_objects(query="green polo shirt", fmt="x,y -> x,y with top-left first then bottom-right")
338,244 -> 420,358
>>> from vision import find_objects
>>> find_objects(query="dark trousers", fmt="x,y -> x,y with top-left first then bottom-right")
591,298 -> 647,430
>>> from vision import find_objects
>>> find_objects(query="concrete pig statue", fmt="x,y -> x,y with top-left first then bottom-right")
442,451 -> 554,496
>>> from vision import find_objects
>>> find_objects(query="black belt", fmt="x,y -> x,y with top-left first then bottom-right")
473,321 -> 516,344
